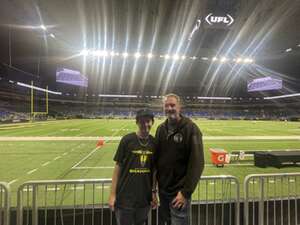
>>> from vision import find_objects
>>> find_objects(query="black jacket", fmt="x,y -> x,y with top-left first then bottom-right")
154,116 -> 205,198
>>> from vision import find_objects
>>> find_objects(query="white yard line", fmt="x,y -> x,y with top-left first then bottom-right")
230,148 -> 300,152
27,168 -> 38,174
71,147 -> 100,169
71,123 -> 128,169
42,161 -> 50,167
1,135 -> 300,141
72,163 -> 254,170
72,166 -> 114,169
8,179 -> 18,185
53,156 -> 61,161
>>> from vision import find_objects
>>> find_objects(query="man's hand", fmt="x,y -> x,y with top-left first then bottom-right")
151,192 -> 158,209
108,194 -> 116,211
172,191 -> 186,209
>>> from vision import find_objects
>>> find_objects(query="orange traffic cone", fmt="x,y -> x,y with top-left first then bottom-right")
96,138 -> 105,147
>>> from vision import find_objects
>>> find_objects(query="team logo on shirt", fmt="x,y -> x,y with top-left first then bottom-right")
173,133 -> 183,143
132,150 -> 153,167
140,154 -> 148,167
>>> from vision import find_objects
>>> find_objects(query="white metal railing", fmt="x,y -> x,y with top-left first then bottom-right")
244,173 -> 300,225
17,179 -> 111,225
0,182 -> 10,225
16,176 -> 240,225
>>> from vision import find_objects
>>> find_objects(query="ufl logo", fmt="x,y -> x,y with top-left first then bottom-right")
140,154 -> 148,167
173,133 -> 183,143
205,13 -> 234,26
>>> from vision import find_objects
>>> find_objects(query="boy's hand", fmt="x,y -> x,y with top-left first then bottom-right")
108,194 -> 116,211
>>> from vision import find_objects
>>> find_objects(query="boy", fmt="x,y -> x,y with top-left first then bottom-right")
109,109 -> 157,225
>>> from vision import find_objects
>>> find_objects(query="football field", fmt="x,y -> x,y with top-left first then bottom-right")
0,119 -> 299,205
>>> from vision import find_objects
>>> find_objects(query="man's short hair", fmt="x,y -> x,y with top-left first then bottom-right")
163,93 -> 181,104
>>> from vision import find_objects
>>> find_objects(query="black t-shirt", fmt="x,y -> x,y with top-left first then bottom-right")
113,132 -> 155,208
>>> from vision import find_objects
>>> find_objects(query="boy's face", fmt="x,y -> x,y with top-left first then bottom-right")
137,117 -> 153,134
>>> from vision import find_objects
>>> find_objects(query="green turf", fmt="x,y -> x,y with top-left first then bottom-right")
0,119 -> 299,136
0,119 -> 299,206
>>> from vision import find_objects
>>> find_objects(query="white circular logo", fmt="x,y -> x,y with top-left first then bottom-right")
173,133 -> 183,143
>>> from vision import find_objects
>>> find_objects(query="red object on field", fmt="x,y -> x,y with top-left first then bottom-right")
96,138 -> 105,147
209,148 -> 229,167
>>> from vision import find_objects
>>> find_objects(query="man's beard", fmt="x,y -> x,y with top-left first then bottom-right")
167,112 -> 177,120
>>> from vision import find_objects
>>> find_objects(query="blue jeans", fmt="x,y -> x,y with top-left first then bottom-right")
115,205 -> 150,225
158,193 -> 191,225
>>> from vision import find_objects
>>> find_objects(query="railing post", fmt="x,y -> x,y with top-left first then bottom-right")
258,177 -> 264,225
32,185 -> 38,225
0,182 -> 10,225
17,185 -> 24,225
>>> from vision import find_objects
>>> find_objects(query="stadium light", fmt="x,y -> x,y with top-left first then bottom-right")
285,48 -> 292,52
50,33 -> 55,38
220,57 -> 228,63
197,96 -> 232,100
122,52 -> 129,58
17,82 -> 62,95
134,52 -> 141,58
92,50 -> 108,57
236,58 -> 242,63
244,58 -> 252,63
201,57 -> 209,60
80,49 -> 89,56
212,57 -> 218,61
181,55 -> 186,60
98,94 -> 138,98
191,56 -> 197,60
297,44 -> 300,47
164,54 -> 170,59
147,53 -> 153,58
40,25 -> 47,30
172,54 -> 180,60
264,93 -> 300,100
110,51 -> 115,56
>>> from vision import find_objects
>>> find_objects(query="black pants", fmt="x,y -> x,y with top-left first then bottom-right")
115,205 -> 150,225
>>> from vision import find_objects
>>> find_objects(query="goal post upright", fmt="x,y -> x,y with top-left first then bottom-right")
30,81 -> 49,121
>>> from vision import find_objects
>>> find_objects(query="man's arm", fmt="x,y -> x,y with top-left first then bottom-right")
181,124 -> 205,198
108,163 -> 120,211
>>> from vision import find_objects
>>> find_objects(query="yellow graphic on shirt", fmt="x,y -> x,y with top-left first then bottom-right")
131,150 -> 153,170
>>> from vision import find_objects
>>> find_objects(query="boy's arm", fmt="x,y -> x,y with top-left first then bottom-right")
108,163 -> 121,211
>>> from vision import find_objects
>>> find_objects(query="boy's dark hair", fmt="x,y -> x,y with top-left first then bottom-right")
136,109 -> 154,122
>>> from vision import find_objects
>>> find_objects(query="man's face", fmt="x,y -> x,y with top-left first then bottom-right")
137,117 -> 153,134
164,96 -> 181,120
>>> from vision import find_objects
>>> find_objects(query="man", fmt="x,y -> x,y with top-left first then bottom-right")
109,109 -> 157,225
154,93 -> 205,225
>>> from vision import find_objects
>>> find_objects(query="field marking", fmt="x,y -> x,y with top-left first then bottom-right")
22,186 -> 110,192
42,161 -> 50,167
8,179 -> 18,185
1,135 -> 300,141
71,123 -> 129,169
53,156 -> 61,161
230,148 -> 300,152
27,168 -> 38,174
7,144 -> 84,185
72,163 -> 255,170
72,166 -> 114,169
71,147 -> 100,169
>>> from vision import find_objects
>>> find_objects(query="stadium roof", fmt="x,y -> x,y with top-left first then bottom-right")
0,0 -> 299,96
